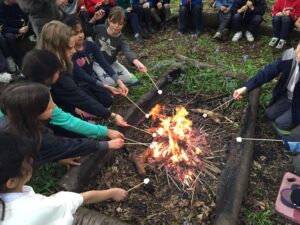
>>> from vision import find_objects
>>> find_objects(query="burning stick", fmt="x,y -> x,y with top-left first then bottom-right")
124,95 -> 150,118
236,137 -> 283,143
145,72 -> 163,95
127,178 -> 150,192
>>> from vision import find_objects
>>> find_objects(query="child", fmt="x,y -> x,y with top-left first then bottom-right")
148,0 -> 171,30
213,0 -> 234,40
64,15 -> 130,94
20,49 -> 128,139
231,0 -> 266,42
0,82 -> 125,164
115,0 -> 147,44
84,0 -> 114,23
93,6 -> 148,86
0,131 -> 127,224
39,20 -> 122,122
0,0 -> 29,70
131,0 -> 155,34
233,40 -> 300,132
178,0 -> 203,37
269,0 -> 300,49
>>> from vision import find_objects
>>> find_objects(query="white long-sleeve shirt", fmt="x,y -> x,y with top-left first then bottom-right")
0,186 -> 83,225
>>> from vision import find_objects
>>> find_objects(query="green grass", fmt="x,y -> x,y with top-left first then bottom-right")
244,209 -> 273,225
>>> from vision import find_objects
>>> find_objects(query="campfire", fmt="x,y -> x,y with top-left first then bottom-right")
130,104 -> 220,191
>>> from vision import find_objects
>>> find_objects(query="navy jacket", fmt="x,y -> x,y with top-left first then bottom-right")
0,0 -> 28,34
246,48 -> 300,127
232,0 -> 266,15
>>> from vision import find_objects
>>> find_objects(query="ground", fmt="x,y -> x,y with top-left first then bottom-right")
29,3 -> 300,225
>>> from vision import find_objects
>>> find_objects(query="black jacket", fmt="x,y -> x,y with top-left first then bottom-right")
232,0 -> 266,15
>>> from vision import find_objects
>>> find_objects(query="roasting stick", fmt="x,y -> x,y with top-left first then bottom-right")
124,143 -> 150,147
202,97 -> 234,118
127,124 -> 152,135
236,137 -> 283,143
145,72 -> 163,95
127,178 -> 150,192
124,95 -> 150,118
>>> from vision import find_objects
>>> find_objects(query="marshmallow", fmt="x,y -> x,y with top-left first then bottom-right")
203,113 -> 207,118
145,114 -> 150,118
152,133 -> 157,138
236,137 -> 242,142
144,178 -> 150,184
158,90 -> 163,95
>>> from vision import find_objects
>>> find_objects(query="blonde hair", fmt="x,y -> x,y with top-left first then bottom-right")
39,20 -> 73,72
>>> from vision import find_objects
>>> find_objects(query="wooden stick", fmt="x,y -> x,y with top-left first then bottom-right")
127,124 -> 152,135
127,182 -> 144,192
145,72 -> 160,91
211,97 -> 234,112
237,137 -> 282,142
124,95 -> 148,116
124,142 -> 150,147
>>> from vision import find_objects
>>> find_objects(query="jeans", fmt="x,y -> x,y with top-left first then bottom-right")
125,11 -> 140,35
179,4 -> 203,33
217,11 -> 232,33
231,13 -> 263,34
272,15 -> 294,39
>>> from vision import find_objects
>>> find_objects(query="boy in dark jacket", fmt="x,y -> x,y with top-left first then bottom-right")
213,0 -> 234,39
233,41 -> 300,132
0,0 -> 29,69
178,0 -> 203,37
231,0 -> 266,42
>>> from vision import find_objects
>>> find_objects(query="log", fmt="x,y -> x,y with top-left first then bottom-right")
175,54 -> 248,82
73,207 -> 129,225
213,88 -> 261,225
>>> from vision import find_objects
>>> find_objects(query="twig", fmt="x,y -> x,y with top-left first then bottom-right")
127,124 -> 153,135
124,95 -> 148,116
166,168 -> 170,187
211,97 -> 234,112
124,142 -> 150,147
166,171 -> 182,191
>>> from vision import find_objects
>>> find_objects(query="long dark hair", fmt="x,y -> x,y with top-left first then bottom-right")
22,49 -> 62,86
0,131 -> 33,221
0,82 -> 51,148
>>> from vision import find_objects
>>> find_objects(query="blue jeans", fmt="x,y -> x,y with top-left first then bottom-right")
125,11 -> 140,35
179,4 -> 203,33
272,15 -> 293,39
231,13 -> 263,34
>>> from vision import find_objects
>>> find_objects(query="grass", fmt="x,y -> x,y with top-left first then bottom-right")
244,209 -> 274,225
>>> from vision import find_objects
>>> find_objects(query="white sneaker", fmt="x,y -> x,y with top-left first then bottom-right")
232,31 -> 242,42
213,31 -> 222,39
6,57 -> 17,73
269,37 -> 278,47
0,72 -> 12,83
276,39 -> 286,49
245,31 -> 254,42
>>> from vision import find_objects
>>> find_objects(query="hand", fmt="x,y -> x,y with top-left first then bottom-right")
221,6 -> 226,11
19,26 -> 29,34
276,12 -> 283,16
104,85 -> 122,95
109,188 -> 128,202
58,157 -> 81,166
283,10 -> 290,16
238,5 -> 248,13
56,0 -> 68,7
224,7 -> 230,13
233,87 -> 247,100
117,80 -> 129,96
114,114 -> 128,127
93,9 -> 105,21
80,5 -> 87,11
107,129 -> 124,139
246,1 -> 253,8
143,2 -> 150,8
75,107 -> 86,118
133,59 -> 147,72
157,2 -> 162,8
108,138 -> 124,149
127,7 -> 133,12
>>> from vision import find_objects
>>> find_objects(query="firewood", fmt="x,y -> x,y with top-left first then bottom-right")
190,108 -> 222,123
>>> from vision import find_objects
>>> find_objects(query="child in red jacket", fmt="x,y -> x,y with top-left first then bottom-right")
84,0 -> 114,23
269,0 -> 300,49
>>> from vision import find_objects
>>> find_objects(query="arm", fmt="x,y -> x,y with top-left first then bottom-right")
50,106 -> 108,138
271,0 -> 282,16
51,74 -> 111,119
120,36 -> 137,63
81,188 -> 128,204
73,60 -> 102,85
246,59 -> 282,92
252,0 -> 266,15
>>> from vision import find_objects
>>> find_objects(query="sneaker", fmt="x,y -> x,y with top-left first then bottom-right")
269,37 -> 279,47
6,57 -> 17,73
134,34 -> 144,45
276,39 -> 286,49
191,30 -> 201,39
176,31 -> 184,36
232,31 -> 242,42
245,31 -> 254,42
0,72 -> 12,83
213,31 -> 222,39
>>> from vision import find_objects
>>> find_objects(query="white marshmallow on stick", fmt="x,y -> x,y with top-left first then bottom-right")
127,178 -> 150,192
236,137 -> 282,143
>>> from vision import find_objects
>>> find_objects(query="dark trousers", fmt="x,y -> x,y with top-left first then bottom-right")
231,13 -> 263,34
125,11 -> 141,35
0,35 -> 8,72
133,5 -> 152,27
272,15 -> 294,39
179,4 -> 203,33
80,83 -> 113,109
0,33 -> 20,65
265,95 -> 293,130
217,11 -> 232,32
